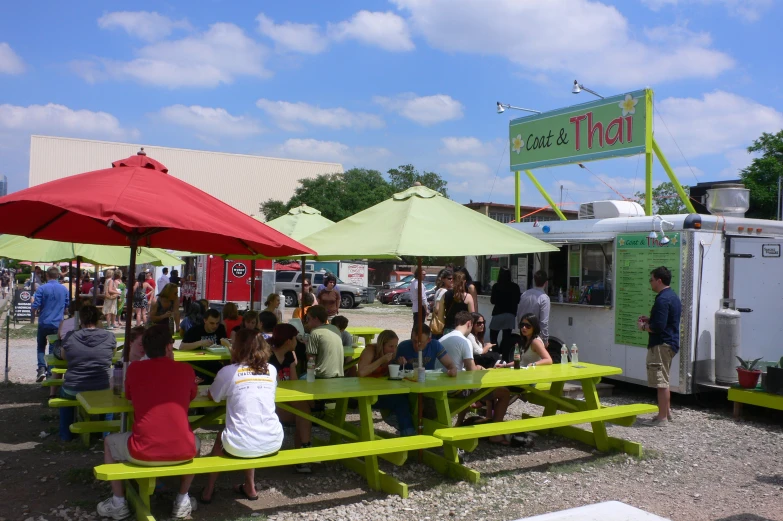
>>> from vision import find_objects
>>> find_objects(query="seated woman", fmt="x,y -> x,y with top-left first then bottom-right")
221,302 -> 242,335
49,299 -> 85,397
59,305 -> 116,440
263,293 -> 283,323
268,324 -> 313,474
467,312 -> 502,369
230,310 -> 259,344
200,329 -> 283,503
357,330 -> 415,436
179,300 -> 205,335
127,325 -> 148,362
500,313 -> 552,369
149,283 -> 180,336
292,291 -> 314,320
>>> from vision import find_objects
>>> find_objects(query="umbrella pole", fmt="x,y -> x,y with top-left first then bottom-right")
75,256 -> 81,300
250,260 -> 256,311
417,257 -> 424,463
120,238 -> 137,434
68,261 -> 73,299
301,258 -> 306,317
93,265 -> 99,306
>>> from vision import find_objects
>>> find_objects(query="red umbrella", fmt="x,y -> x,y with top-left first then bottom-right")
0,150 -> 316,360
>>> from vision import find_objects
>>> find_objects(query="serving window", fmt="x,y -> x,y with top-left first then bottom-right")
543,242 -> 613,306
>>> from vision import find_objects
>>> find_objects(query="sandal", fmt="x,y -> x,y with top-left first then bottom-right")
233,483 -> 258,501
198,487 -> 213,505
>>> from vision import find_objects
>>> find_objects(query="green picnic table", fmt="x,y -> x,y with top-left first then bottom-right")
346,326 -> 383,344
400,362 -> 657,483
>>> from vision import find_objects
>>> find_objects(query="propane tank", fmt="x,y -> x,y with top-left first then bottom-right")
715,299 -> 741,385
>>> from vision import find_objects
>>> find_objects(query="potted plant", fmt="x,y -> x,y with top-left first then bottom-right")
766,357 -> 783,396
736,356 -> 763,389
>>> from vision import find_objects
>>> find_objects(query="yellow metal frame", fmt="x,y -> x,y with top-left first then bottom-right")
515,88 -> 694,219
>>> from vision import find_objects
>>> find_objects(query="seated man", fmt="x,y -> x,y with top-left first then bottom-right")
303,305 -> 344,379
97,325 -> 200,520
179,308 -> 229,351
396,323 -> 458,376
437,311 -> 512,442
258,310 -> 278,340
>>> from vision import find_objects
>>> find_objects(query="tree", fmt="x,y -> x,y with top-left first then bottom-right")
259,199 -> 287,221
739,130 -> 783,219
387,164 -> 449,197
635,182 -> 690,215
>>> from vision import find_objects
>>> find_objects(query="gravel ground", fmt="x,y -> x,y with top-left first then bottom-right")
3,304 -> 782,521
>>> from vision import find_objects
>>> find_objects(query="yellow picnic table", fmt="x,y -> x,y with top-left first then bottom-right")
78,377 -> 422,500
346,326 -> 383,344
728,386 -> 783,419
400,362 -> 657,483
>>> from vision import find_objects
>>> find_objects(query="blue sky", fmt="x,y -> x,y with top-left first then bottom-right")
1,0 -> 782,213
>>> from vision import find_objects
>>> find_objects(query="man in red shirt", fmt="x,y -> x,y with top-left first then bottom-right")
97,325 -> 200,520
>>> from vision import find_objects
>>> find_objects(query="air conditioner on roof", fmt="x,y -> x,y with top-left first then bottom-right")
578,200 -> 645,219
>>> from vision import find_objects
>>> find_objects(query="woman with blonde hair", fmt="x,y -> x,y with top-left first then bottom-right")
102,269 -> 120,329
263,293 -> 283,323
357,330 -> 415,436
149,283 -> 180,336
200,329 -> 283,503
221,302 -> 242,334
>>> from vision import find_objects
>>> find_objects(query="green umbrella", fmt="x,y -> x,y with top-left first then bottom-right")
298,185 -> 558,259
0,234 -> 183,266
264,204 -> 335,241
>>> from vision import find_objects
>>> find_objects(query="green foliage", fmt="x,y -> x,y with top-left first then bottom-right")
259,165 -> 449,222
634,182 -> 690,215
16,273 -> 30,283
736,356 -> 762,371
739,131 -> 783,219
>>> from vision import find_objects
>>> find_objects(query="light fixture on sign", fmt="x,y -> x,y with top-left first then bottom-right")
571,80 -> 605,99
496,101 -> 541,115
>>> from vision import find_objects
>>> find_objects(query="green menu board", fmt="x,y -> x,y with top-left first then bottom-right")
614,233 -> 681,347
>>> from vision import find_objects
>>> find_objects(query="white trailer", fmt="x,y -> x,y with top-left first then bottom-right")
476,201 -> 783,394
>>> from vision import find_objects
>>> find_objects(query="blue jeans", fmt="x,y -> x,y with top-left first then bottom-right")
37,325 -> 58,372
374,395 -> 415,436
58,387 -> 78,441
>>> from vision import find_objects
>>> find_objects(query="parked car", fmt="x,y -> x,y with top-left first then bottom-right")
382,273 -> 438,289
275,270 -> 374,309
377,281 -> 411,304
399,282 -> 436,306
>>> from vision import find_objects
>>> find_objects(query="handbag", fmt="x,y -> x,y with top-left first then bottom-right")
430,294 -> 451,335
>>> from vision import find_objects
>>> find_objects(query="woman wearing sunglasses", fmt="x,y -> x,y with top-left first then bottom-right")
507,313 -> 552,368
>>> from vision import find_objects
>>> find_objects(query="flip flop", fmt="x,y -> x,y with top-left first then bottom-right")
233,483 -> 258,501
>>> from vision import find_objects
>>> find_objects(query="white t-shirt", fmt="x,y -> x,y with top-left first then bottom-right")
157,274 -> 170,290
436,330 -> 473,372
209,363 -> 284,458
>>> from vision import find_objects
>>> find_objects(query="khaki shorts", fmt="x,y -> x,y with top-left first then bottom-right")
646,344 -> 675,389
103,298 -> 118,315
105,432 -> 201,467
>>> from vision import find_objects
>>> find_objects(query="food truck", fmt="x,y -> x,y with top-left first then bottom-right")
476,194 -> 783,394
191,255 -> 275,309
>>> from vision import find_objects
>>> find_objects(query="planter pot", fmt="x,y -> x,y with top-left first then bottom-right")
737,367 -> 762,389
766,366 -> 783,395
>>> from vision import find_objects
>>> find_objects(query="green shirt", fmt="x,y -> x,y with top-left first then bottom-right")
306,324 -> 344,379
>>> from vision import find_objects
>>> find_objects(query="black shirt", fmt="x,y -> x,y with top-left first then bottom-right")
490,281 -> 521,316
182,323 -> 228,345
443,290 -> 470,329
269,350 -> 296,381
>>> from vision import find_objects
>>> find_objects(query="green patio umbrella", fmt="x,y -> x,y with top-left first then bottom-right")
264,204 -> 335,241
0,234 -> 183,266
297,185 -> 558,259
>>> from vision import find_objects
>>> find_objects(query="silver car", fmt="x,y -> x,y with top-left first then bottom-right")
275,270 -> 374,309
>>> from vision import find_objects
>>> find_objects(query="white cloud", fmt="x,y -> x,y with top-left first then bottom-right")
157,105 -> 263,137
441,161 -> 491,178
97,11 -> 191,41
0,103 -> 137,140
374,93 -> 463,125
641,0 -> 772,21
256,13 -> 327,54
718,148 -> 758,179
392,0 -> 734,87
255,99 -> 384,131
440,137 -> 496,156
0,42 -> 25,75
328,11 -> 414,51
75,23 -> 270,88
655,91 -> 783,159
271,138 -> 391,165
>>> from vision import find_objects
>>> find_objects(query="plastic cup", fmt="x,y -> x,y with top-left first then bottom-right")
389,364 -> 401,378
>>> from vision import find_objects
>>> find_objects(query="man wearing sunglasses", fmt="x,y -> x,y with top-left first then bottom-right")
638,266 -> 681,426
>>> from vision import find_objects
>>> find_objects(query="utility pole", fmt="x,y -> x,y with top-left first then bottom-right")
778,176 -> 782,221
559,185 -> 564,210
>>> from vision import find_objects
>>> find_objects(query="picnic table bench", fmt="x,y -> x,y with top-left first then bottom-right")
728,387 -> 783,419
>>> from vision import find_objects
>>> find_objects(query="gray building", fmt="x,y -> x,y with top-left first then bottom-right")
0,174 -> 6,196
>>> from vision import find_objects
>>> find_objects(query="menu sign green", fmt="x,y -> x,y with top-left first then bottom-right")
614,233 -> 681,347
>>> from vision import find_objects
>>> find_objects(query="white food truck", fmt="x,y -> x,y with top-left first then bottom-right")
476,192 -> 783,394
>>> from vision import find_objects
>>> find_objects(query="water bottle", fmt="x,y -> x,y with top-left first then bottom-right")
112,361 -> 124,395
306,357 -> 315,383
513,345 -> 521,370
561,344 -> 569,364
558,288 -> 563,303
570,344 -> 579,364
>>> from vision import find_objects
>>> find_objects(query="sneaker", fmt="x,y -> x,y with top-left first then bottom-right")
36,367 -> 46,383
171,496 -> 197,519
96,497 -> 131,520
295,463 -> 312,474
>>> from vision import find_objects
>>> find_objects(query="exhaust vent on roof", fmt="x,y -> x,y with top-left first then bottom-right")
578,200 -> 645,219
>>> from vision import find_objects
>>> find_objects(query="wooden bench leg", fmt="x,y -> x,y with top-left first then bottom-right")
356,396 -> 381,492
580,379 -> 610,452
542,381 -> 565,417
329,398 -> 349,445
733,401 -> 743,420
124,477 -> 155,521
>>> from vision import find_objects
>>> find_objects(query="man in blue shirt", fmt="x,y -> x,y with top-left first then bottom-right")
31,266 -> 70,381
639,266 -> 681,426
396,323 -> 457,376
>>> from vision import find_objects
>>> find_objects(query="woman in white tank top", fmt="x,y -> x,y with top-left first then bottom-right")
518,313 -> 552,368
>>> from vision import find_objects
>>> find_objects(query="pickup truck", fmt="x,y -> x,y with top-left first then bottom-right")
275,271 -> 374,309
